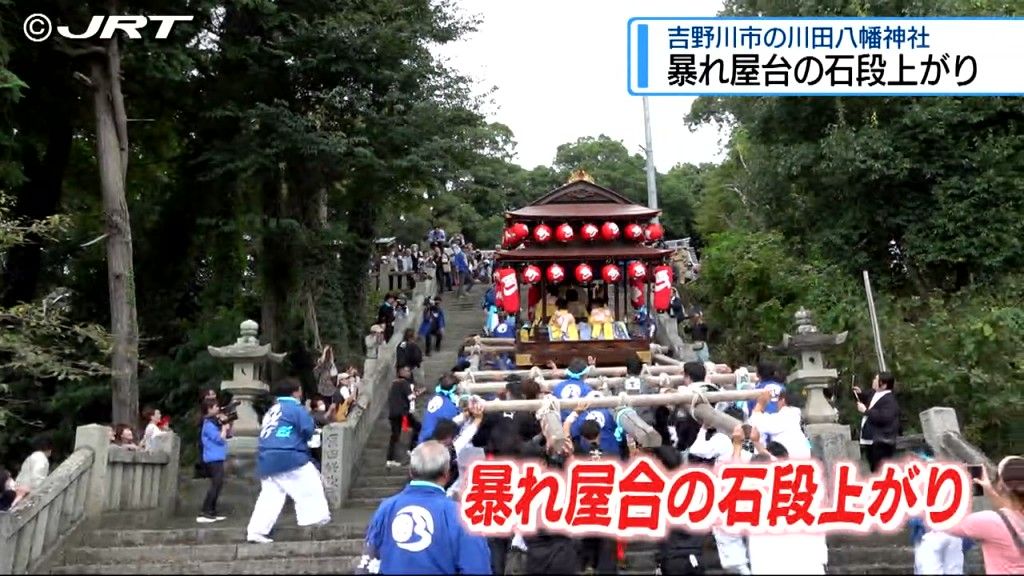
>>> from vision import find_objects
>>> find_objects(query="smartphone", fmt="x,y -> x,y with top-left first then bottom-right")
967,465 -> 984,497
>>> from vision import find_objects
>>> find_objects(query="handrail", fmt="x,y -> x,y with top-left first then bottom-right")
0,448 -> 94,573
322,276 -> 436,508
0,425 -> 181,574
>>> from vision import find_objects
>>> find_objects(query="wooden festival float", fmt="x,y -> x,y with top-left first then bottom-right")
454,171 -> 763,446
489,170 -> 674,367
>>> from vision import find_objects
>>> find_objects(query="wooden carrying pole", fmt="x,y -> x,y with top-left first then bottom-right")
481,389 -> 762,438
480,389 -> 760,413
454,364 -> 689,381
460,375 -> 690,395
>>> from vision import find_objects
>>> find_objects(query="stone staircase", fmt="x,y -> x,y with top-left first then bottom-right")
34,288 -> 988,574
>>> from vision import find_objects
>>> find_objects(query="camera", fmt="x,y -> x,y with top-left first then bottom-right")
221,400 -> 240,424
741,424 -> 755,453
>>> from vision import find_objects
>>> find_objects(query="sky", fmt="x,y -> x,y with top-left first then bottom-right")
433,0 -> 729,172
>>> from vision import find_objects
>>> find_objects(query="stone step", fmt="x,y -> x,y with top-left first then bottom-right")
78,521 -> 367,548
348,485 -> 407,500
346,497 -> 387,509
350,474 -> 410,489
49,555 -> 360,575
59,539 -> 363,566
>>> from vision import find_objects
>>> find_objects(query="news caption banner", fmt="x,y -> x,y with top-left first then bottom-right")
627,17 -> 1024,96
459,459 -> 975,538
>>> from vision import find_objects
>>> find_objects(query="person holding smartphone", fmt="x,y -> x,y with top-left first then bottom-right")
945,456 -> 1024,574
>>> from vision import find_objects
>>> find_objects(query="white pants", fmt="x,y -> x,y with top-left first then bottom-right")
247,462 -> 331,537
713,528 -> 750,574
748,533 -> 827,575
915,531 -> 964,575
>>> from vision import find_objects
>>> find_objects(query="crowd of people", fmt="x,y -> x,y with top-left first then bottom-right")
3,224 -> 1019,575
356,351 -> 1023,575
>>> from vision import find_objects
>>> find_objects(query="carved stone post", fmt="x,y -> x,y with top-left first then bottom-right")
208,320 -> 286,478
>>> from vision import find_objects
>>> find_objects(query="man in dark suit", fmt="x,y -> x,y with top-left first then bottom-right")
855,371 -> 901,472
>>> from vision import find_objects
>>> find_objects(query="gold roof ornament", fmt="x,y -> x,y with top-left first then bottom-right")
567,169 -> 595,184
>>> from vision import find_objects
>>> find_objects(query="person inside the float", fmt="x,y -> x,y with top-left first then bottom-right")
492,309 -> 516,338
587,297 -> 615,340
565,288 -> 587,319
532,285 -> 560,325
548,298 -> 579,341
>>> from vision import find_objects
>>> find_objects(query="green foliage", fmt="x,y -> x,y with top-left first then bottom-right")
692,230 -> 1024,456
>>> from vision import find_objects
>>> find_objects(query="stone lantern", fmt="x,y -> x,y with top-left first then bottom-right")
770,308 -> 859,468
208,319 -> 286,474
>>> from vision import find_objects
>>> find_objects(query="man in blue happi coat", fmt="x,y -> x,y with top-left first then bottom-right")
550,357 -> 594,419
356,441 -> 490,575
745,361 -> 786,417
418,374 -> 461,444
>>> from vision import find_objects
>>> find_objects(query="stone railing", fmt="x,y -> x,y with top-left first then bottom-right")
918,406 -> 997,475
322,277 -> 435,508
0,424 -> 180,574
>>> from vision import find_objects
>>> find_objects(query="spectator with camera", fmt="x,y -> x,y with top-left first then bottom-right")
197,397 -> 230,523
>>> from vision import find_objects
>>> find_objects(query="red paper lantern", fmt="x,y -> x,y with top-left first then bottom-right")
601,222 -> 621,241
627,260 -> 647,280
497,267 -> 521,314
533,224 -> 553,244
630,279 -> 646,308
555,223 -> 574,243
512,222 -> 529,241
601,264 -> 622,284
502,227 -> 520,248
625,223 -> 644,242
575,263 -> 594,284
522,265 -> 542,284
644,223 -> 664,243
580,223 -> 599,241
653,265 -> 674,312
547,264 -> 566,284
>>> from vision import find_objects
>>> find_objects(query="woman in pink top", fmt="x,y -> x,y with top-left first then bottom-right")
946,456 -> 1024,574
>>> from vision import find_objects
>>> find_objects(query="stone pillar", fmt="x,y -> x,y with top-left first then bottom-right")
920,407 -> 961,451
151,432 -> 181,516
74,424 -> 111,519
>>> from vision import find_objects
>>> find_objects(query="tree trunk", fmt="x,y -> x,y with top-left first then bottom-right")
90,37 -> 139,426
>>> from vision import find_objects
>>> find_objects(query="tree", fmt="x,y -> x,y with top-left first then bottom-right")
552,136 -> 648,202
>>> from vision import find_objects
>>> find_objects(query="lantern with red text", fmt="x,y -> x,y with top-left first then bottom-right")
644,223 -> 664,243
601,222 -> 621,241
496,267 -> 520,314
601,264 -> 622,284
624,223 -> 644,242
502,227 -> 520,249
555,223 -> 574,243
580,223 -> 599,241
521,265 -> 542,285
630,279 -> 646,308
533,224 -> 553,244
575,263 -> 595,285
626,260 -> 647,281
652,265 -> 674,312
547,264 -> 566,284
512,222 -> 529,241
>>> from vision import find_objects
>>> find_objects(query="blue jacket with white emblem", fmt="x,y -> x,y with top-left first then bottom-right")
357,481 -> 491,575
